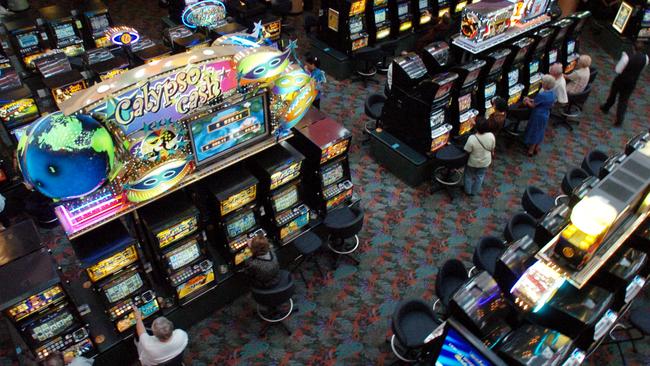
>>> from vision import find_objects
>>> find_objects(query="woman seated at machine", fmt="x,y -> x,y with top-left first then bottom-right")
245,235 -> 282,289
565,55 -> 591,95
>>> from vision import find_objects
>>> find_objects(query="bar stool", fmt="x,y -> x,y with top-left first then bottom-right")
323,206 -> 364,267
290,231 -> 324,285
504,212 -> 537,243
251,270 -> 296,336
581,149 -> 609,177
521,186 -> 554,219
389,299 -> 440,363
430,144 -> 468,200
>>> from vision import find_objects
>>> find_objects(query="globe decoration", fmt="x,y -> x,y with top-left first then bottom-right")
18,112 -> 115,200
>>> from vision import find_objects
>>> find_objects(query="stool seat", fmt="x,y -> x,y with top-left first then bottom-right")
365,93 -> 386,120
323,208 -> 358,231
504,212 -> 537,243
473,236 -> 506,277
293,231 -> 323,255
435,145 -> 467,167
522,186 -> 554,219
390,299 -> 440,362
324,206 -> 364,267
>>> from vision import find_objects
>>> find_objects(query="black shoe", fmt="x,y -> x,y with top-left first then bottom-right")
600,105 -> 609,114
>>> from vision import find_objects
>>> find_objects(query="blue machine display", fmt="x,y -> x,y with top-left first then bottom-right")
38,5 -> 86,57
434,328 -> 494,366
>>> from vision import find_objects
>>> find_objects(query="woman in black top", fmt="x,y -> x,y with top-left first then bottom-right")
245,235 -> 281,289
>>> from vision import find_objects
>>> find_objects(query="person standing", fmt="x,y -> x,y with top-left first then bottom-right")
305,55 -> 326,110
134,309 -> 188,366
600,41 -> 649,126
523,75 -> 556,157
463,121 -> 496,196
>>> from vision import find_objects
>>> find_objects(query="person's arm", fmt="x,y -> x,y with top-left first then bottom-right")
565,71 -> 578,82
615,52 -> 628,74
463,137 -> 473,153
133,307 -> 146,338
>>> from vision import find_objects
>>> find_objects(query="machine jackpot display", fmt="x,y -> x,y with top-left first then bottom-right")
5,18 -> 50,70
526,27 -> 553,96
366,0 -> 392,44
250,143 -> 311,244
71,221 -> 160,333
140,192 -> 215,304
0,250 -> 95,362
290,116 -> 354,214
545,18 -> 574,73
208,166 -> 265,266
500,37 -> 533,107
449,58 -> 485,138
79,0 -> 114,49
412,0 -> 434,30
320,0 -> 369,54
38,5 -> 86,58
477,48 -> 511,117
389,0 -> 414,36
84,48 -> 130,83
418,41 -> 451,75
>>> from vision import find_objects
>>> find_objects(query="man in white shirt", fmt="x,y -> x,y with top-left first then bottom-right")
134,308 -> 188,366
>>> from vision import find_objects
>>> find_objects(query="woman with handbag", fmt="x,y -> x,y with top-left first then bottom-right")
463,120 -> 496,196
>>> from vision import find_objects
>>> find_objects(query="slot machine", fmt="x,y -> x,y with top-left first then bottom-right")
249,142 -> 311,245
494,235 -> 537,292
36,53 -> 87,108
390,0 -> 414,36
5,18 -> 50,71
130,38 -> 173,66
497,324 -> 576,366
366,0 -> 392,45
0,85 -> 40,131
38,5 -> 86,58
525,27 -> 553,96
290,116 -> 355,215
562,11 -> 590,73
418,41 -> 451,75
0,51 -> 21,93
460,1 -> 516,43
383,71 -> 457,154
79,0 -> 114,49
412,0 -> 434,30
500,37 -> 534,107
451,0 -> 470,16
449,59 -> 485,138
164,25 -> 209,54
594,247 -> 647,309
435,0 -> 452,17
139,191 -> 216,304
84,48 -> 130,83
169,0 -> 199,25
320,0 -> 369,54
71,221 -> 160,333
477,48 -> 511,117
544,18 -> 574,73
208,166 -> 266,266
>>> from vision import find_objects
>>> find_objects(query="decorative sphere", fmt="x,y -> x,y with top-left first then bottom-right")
18,112 -> 115,200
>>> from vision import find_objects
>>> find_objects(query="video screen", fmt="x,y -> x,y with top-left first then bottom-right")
458,93 -> 472,112
434,81 -> 454,99
271,185 -> 299,213
464,68 -> 481,86
322,162 -> 345,187
398,2 -> 409,16
644,9 -> 650,23
165,239 -> 201,271
508,69 -> 519,87
54,23 -> 76,40
429,110 -> 445,128
90,14 -> 110,33
485,83 -> 497,99
226,211 -> 256,238
567,40 -> 575,55
17,32 -> 39,49
529,60 -> 540,75
419,0 -> 428,10
433,328 -> 494,366
549,49 -> 557,64
375,9 -> 387,23
104,272 -> 143,303
190,94 -> 268,165
25,308 -> 75,344
350,18 -> 363,34
489,57 -> 507,74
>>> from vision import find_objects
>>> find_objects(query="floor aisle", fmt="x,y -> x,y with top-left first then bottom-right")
2,1 -> 650,365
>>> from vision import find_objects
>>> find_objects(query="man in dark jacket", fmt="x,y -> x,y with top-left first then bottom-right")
600,41 -> 649,126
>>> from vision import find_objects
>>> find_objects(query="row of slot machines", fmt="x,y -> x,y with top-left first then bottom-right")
55,111 -> 353,336
441,135 -> 650,365
380,11 -> 590,156
319,0 -> 477,54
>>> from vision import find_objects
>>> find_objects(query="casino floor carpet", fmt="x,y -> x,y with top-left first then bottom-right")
1,1 -> 650,365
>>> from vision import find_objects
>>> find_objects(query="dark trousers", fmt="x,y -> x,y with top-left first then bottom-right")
312,98 -> 320,110
602,79 -> 633,125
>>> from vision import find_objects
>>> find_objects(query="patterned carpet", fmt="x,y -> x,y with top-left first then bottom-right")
2,1 -> 649,365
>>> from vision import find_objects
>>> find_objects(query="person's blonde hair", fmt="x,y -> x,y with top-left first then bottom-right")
541,75 -> 556,90
549,63 -> 563,77
577,55 -> 591,69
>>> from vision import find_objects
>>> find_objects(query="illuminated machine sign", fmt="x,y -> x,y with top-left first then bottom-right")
176,268 -> 215,299
220,185 -> 257,216
613,2 -> 633,33
182,0 -> 227,29
106,26 -> 140,46
461,1 -> 515,42
126,158 -> 194,203
511,261 -> 565,312
5,285 -> 65,322
270,161 -> 302,190
51,80 -> 87,107
321,139 -> 350,164
0,98 -> 39,126
86,245 -> 138,283
155,216 -> 199,248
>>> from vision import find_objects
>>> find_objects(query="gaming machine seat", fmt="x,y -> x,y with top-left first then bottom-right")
435,259 -> 468,309
581,149 -> 609,176
521,186 -> 555,219
504,212 -> 537,243
561,167 -> 590,196
473,236 -> 507,278
390,299 -> 440,363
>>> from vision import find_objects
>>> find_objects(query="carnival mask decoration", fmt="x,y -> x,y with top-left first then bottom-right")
125,158 -> 194,202
235,45 -> 292,84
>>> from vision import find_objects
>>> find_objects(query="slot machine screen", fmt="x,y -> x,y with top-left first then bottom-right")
485,83 -> 497,100
104,271 -> 144,303
350,18 -> 364,34
567,40 -> 575,55
220,185 -> 257,216
270,161 -> 302,190
322,162 -> 345,187
432,327 -> 495,366
434,81 -> 454,99
349,0 -> 366,15
24,307 -> 75,344
529,60 -> 540,75
643,9 -> 650,23
90,14 -> 110,33
164,238 -> 201,271
54,23 -> 76,40
321,139 -> 350,164
6,285 -> 66,322
375,8 -> 387,23
458,93 -> 472,112
419,0 -> 428,10
271,185 -> 299,213
226,211 -> 256,238
508,69 -> 519,87
489,57 -> 507,74
189,94 -> 268,166
398,2 -> 409,16
430,109 -> 445,128
17,32 -> 39,49
549,49 -> 557,64
463,68 -> 482,87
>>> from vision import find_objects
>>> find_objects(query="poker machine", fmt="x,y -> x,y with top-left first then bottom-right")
412,0 -> 434,30
389,0 -> 414,36
320,0 -> 370,54
164,25 -> 210,54
38,5 -> 86,58
496,324 -> 576,366
290,116 -> 355,215
249,142 -> 311,245
525,27 -> 553,96
366,0 -> 392,45
208,166 -> 266,266
418,41 -> 451,75
71,221 -> 160,334
0,85 -> 40,131
139,191 -> 216,304
84,48 -> 130,83
477,48 -> 511,118
390,52 -> 429,89
435,0 -> 452,18
500,37 -> 534,107
5,17 -> 50,71
449,58 -> 485,138
562,11 -> 591,73
594,247 -> 648,309
544,18 -> 574,73
130,38 -> 173,66
79,0 -> 114,49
